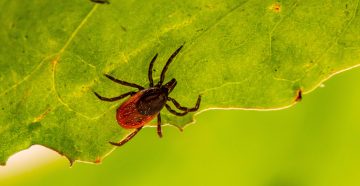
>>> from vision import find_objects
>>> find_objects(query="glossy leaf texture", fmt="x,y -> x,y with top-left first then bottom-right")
1,0 -> 359,164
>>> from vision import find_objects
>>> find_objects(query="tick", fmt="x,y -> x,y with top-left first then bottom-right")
94,45 -> 201,146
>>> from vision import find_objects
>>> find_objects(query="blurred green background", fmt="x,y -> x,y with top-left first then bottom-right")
1,67 -> 360,186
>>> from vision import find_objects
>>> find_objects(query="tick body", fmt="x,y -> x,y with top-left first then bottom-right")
94,45 -> 201,146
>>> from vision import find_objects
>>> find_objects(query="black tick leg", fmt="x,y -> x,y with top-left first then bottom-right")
148,54 -> 158,87
109,127 -> 143,146
158,45 -> 183,86
165,104 -> 189,116
167,95 -> 201,112
94,91 -> 135,102
157,114 -> 162,138
104,74 -> 144,90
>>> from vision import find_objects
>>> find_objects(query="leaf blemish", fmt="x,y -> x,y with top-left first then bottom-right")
196,28 -> 204,32
51,56 -> 60,68
95,157 -> 101,164
28,122 -> 41,132
295,89 -> 302,102
271,2 -> 281,13
32,108 -> 51,123
90,0 -> 110,4
121,25 -> 127,32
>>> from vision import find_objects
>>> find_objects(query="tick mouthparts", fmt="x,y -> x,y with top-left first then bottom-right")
164,78 -> 177,93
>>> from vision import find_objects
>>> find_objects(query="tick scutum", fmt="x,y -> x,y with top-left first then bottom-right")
136,88 -> 167,116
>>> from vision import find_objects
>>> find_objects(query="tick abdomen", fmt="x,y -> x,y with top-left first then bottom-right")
116,90 -> 157,129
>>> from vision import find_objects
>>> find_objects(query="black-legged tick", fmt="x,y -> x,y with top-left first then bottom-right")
94,45 -> 201,146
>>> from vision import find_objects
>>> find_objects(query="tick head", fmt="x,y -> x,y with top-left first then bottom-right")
162,78 -> 177,94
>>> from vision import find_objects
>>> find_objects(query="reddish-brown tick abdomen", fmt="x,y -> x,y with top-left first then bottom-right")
116,90 -> 157,129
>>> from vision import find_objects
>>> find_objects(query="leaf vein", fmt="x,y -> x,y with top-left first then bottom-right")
0,55 -> 55,96
52,5 -> 98,119
188,0 -> 250,47
300,0 -> 359,80
268,1 -> 299,57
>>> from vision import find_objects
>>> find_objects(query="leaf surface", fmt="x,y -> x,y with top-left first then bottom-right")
1,0 -> 359,164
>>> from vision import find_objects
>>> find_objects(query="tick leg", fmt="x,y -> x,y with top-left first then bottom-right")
167,95 -> 201,112
148,53 -> 158,87
165,104 -> 189,116
158,45 -> 183,86
104,74 -> 144,90
94,91 -> 135,102
109,127 -> 143,146
157,114 -> 162,138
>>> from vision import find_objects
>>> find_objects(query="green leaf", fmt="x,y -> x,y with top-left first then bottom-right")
1,0 -> 359,165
